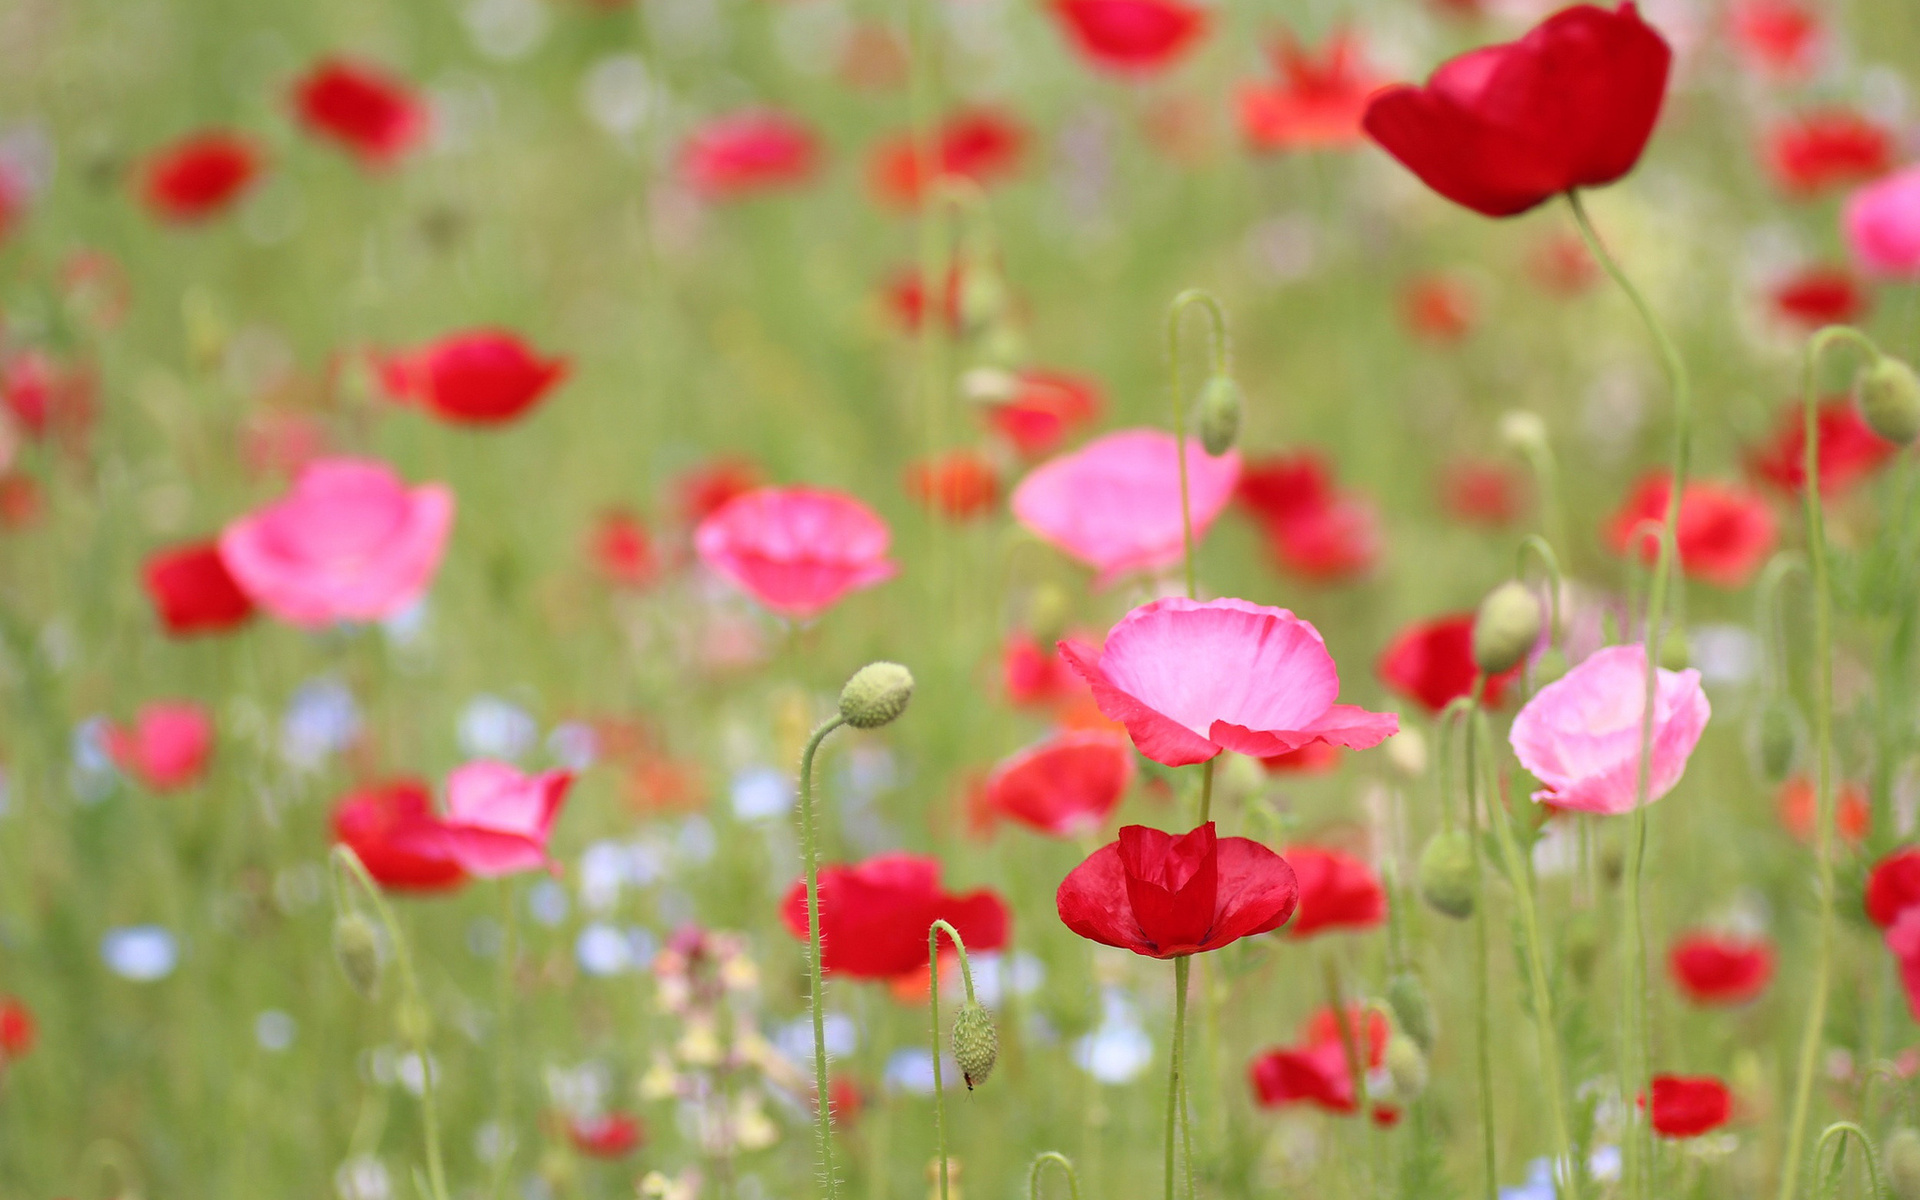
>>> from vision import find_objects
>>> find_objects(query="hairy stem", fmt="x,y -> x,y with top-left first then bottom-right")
800,716 -> 849,1200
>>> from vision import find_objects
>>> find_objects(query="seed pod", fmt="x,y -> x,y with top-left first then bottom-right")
1888,1127 -> 1920,1200
1385,1035 -> 1429,1099
332,911 -> 382,999
1418,829 -> 1476,920
839,662 -> 914,729
1472,582 -> 1542,676
1385,971 -> 1436,1052
1860,357 -> 1920,446
1196,376 -> 1243,457
950,1001 -> 998,1090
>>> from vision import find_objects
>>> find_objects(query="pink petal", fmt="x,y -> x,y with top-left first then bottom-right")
1058,638 -> 1222,767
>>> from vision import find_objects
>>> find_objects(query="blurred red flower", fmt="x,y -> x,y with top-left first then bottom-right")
1362,3 -> 1671,218
1776,775 -> 1871,845
1764,111 -> 1892,197
1237,30 -> 1378,152
0,475 -> 38,531
378,330 -> 569,426
676,458 -> 763,525
1747,399 -> 1897,497
1770,265 -> 1869,330
1441,459 -> 1526,526
293,59 -> 428,167
1236,453 -> 1380,583
870,109 -> 1026,208
591,508 -> 657,588
1668,933 -> 1774,1006
1378,613 -> 1521,713
332,779 -> 468,893
1605,473 -> 1777,588
1250,1005 -> 1393,1122
1527,231 -> 1599,295
1281,845 -> 1386,938
1051,0 -> 1207,74
568,1112 -> 645,1158
107,701 -> 215,792
983,730 -> 1134,837
1643,1074 -> 1732,1138
1002,635 -> 1087,707
1058,823 -> 1299,958
1865,847 -> 1920,927
779,853 -> 1010,978
140,131 -> 262,222
681,111 -> 818,199
1402,273 -> 1477,342
3,351 -> 96,443
884,265 -> 965,334
144,541 -> 257,636
1730,0 -> 1821,79
0,997 -> 33,1063
980,370 -> 1103,458
904,450 -> 999,519
1260,742 -> 1342,774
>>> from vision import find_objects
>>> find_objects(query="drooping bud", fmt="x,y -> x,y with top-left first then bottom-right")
1385,971 -> 1436,1052
951,1002 -> 999,1090
1751,697 -> 1800,784
332,911 -> 382,999
1472,582 -> 1542,676
1195,376 -> 1243,458
1417,830 -> 1476,920
839,662 -> 914,729
1887,1127 -> 1920,1200
1860,356 -> 1920,446
1384,1035 -> 1429,1099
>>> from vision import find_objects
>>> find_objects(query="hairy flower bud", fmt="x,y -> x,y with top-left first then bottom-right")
951,1001 -> 998,1090
1472,582 -> 1542,676
1385,1035 -> 1429,1099
1418,830 -> 1475,920
839,662 -> 914,729
1196,376 -> 1243,457
332,911 -> 382,999
1385,971 -> 1436,1052
1888,1127 -> 1920,1200
1861,357 -> 1920,446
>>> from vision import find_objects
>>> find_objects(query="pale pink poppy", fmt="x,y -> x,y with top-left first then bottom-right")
1844,166 -> 1920,278
1060,597 -> 1398,768
693,486 -> 896,619
219,457 -> 454,626
427,761 -> 573,877
1011,429 -> 1240,585
1509,644 -> 1710,816
107,701 -> 214,792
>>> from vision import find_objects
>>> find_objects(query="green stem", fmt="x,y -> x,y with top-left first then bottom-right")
488,881 -> 518,1200
1165,955 -> 1193,1200
1812,1122 -> 1885,1200
1322,953 -> 1368,1121
928,920 -> 975,1200
1456,682 -> 1498,1200
1029,1152 -> 1084,1200
800,716 -> 849,1200
1166,289 -> 1230,599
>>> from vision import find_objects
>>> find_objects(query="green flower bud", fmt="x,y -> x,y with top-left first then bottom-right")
1861,357 -> 1920,447
332,911 -> 382,999
1384,1035 -> 1428,1099
1417,830 -> 1476,920
1026,582 -> 1072,646
959,273 -> 1007,336
1196,376 -> 1243,458
1532,647 -> 1568,687
839,662 -> 914,729
1472,582 -> 1542,676
1385,971 -> 1436,1053
1887,1127 -> 1920,1200
951,1001 -> 998,1090
1659,627 -> 1690,671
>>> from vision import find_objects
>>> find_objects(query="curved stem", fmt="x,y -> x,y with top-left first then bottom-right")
1812,1121 -> 1885,1200
1028,1152 -> 1084,1200
1164,955 -> 1193,1200
1516,534 -> 1565,644
800,716 -> 849,1200
1511,422 -> 1572,568
1165,289 -> 1230,599
928,920 -> 974,1200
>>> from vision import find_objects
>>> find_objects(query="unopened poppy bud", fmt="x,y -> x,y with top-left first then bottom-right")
1498,409 -> 1549,454
1385,971 -> 1436,1052
1860,357 -> 1920,446
951,1002 -> 998,1090
1027,582 -> 1072,645
1532,647 -> 1568,687
395,996 -> 434,1045
1385,1035 -> 1428,1099
1659,628 -> 1690,671
1752,697 -> 1799,783
839,662 -> 914,729
1472,582 -> 1542,676
332,911 -> 382,999
959,273 -> 1007,335
1195,376 -> 1243,457
1417,830 -> 1475,920
1887,1127 -> 1920,1200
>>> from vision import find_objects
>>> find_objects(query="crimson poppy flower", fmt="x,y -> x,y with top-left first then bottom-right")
1377,613 -> 1521,713
681,111 -> 818,199
869,109 -> 1026,208
1401,273 -> 1477,343
592,508 -> 657,588
1776,775 -> 1870,844
1763,111 -> 1892,197
1730,0 -> 1821,79
1236,454 -> 1381,583
1362,3 -> 1672,218
568,1112 -> 645,1158
1605,473 -> 1777,588
1261,742 -> 1342,774
1770,266 -> 1869,329
1250,1006 -> 1396,1123
293,59 -> 428,167
143,541 -> 256,636
1668,933 -> 1774,1005
1643,1075 -> 1733,1138
1281,845 -> 1387,938
1865,847 -> 1920,927
1056,823 -> 1299,958
0,997 -> 32,1062
331,779 -> 468,893
1441,460 -> 1526,526
1748,399 -> 1897,498
1051,0 -> 1206,73
904,451 -> 999,519
106,702 -> 215,792
676,458 -> 763,525
984,731 -> 1134,837
1002,635 -> 1088,707
378,330 -> 568,426
778,854 -> 1009,978
140,131 -> 262,222
981,370 -> 1103,458
1237,30 -> 1379,153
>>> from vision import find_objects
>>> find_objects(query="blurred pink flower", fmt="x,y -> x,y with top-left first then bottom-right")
680,111 -> 818,199
107,701 -> 214,792
1845,166 -> 1920,279
1011,429 -> 1240,585
1887,906 -> 1920,1021
693,486 -> 896,619
429,761 -> 573,878
1060,597 -> 1398,767
1509,644 -> 1710,816
219,457 -> 455,627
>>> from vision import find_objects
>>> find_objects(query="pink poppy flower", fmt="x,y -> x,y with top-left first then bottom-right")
1011,429 -> 1240,585
1888,906 -> 1920,1020
681,111 -> 819,199
983,730 -> 1135,837
693,486 -> 896,619
218,457 -> 455,627
1060,597 -> 1399,768
1845,166 -> 1920,279
1509,644 -> 1710,815
106,701 -> 215,792
408,761 -> 573,878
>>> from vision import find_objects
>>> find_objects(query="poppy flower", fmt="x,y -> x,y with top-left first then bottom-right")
378,330 -> 568,426
1776,775 -> 1870,844
140,131 -> 262,222
693,486 -> 896,619
1002,635 -> 1087,707
219,457 -> 455,626
983,731 -> 1134,837
0,996 -> 33,1062
399,761 -> 573,878
293,59 -> 428,167
778,854 -> 1010,979
1845,166 -> 1920,280
1887,906 -> 1920,1020
2,351 -> 95,442
1668,933 -> 1774,1005
1401,273 -> 1477,343
1770,266 -> 1869,329
143,540 -> 256,636
1235,454 -> 1381,583
1441,460 -> 1526,526
676,458 -> 763,525
904,451 -> 999,519
1509,644 -> 1710,816
1527,231 -> 1600,295
869,109 -> 1026,208
1730,0 -> 1821,79
1361,3 -> 1672,218
1282,846 -> 1387,938
1763,111 -> 1893,196
1643,1075 -> 1733,1138
592,508 -> 657,588
813,1076 -> 865,1126
1749,400 -> 1897,498
1051,0 -> 1208,74
1057,822 -> 1298,958
980,370 -> 1103,458
681,111 -> 818,199
1237,31 -> 1379,152
1011,430 -> 1240,586
569,1112 -> 644,1158
1605,473 -> 1777,588
884,265 -> 965,333
1865,847 -> 1920,927
106,701 -> 215,792
1378,613 -> 1522,713
1250,1005 -> 1390,1117
1063,597 -> 1399,767
1260,742 -> 1342,774
331,779 -> 467,893
0,475 -> 39,531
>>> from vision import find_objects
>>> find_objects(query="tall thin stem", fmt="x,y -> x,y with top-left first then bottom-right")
1028,1152 -> 1084,1200
1165,289 -> 1230,600
928,919 -> 976,1200
800,715 -> 849,1200
1445,686 -> 1497,1200
1165,955 -> 1193,1200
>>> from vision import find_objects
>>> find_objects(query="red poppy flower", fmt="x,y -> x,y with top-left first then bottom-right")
904,451 -> 999,519
1763,111 -> 1892,197
1362,3 -> 1672,218
3,351 -> 95,442
1748,399 -> 1897,497
592,509 -> 657,588
331,779 -> 468,893
293,59 -> 428,167
1775,775 -> 1870,844
869,109 -> 1026,208
568,1112 -> 644,1158
1057,823 -> 1299,958
1865,847 -> 1920,927
1378,613 -> 1521,713
1260,741 -> 1342,774
883,265 -> 966,334
1730,0 -> 1821,79
378,330 -> 568,426
1605,473 -> 1777,589
1441,460 -> 1526,526
1237,30 -> 1379,152
1401,273 -> 1478,342
1668,933 -> 1774,1006
0,475 -> 40,531
1643,1074 -> 1732,1138
675,458 -> 763,525
1237,454 -> 1380,583
1770,266 -> 1869,330
984,731 -> 1134,837
1526,230 -> 1600,295
1051,0 -> 1208,74
779,854 -> 1009,979
1002,635 -> 1088,707
1250,1005 -> 1392,1119
0,996 -> 34,1062
681,111 -> 818,199
144,541 -> 256,636
981,370 -> 1103,458
140,131 -> 262,222
815,1076 -> 865,1125
1281,845 -> 1387,938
